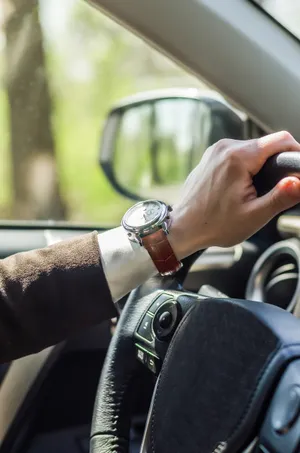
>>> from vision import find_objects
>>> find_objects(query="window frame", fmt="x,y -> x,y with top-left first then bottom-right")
250,0 -> 300,44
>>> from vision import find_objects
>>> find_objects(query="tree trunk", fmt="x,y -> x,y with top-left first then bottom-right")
3,0 -> 66,220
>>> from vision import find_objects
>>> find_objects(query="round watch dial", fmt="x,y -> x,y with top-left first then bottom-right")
125,200 -> 162,229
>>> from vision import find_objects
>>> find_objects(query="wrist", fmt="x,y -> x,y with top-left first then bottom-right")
168,211 -> 210,259
168,213 -> 193,260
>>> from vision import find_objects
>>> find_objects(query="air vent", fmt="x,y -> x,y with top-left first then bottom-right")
246,239 -> 300,313
263,255 -> 298,310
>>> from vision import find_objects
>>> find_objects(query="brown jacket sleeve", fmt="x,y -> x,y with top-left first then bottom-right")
0,231 -> 117,363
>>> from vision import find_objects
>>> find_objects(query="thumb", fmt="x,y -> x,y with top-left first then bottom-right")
251,176 -> 300,222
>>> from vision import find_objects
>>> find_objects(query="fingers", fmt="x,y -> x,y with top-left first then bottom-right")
256,131 -> 300,165
249,176 -> 300,225
239,131 -> 300,176
257,131 -> 300,159
212,132 -> 300,176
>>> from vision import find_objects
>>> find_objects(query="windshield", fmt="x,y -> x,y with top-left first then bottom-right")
0,0 -> 205,226
254,0 -> 300,40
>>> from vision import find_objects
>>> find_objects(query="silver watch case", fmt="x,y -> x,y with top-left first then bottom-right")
122,200 -> 172,246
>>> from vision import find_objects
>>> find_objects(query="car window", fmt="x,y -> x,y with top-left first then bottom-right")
253,0 -> 300,41
0,0 -> 207,226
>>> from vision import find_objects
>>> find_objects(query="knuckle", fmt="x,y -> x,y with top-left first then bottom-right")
270,190 -> 285,213
213,138 -> 234,153
269,191 -> 278,210
224,147 -> 241,165
217,138 -> 233,151
278,130 -> 293,142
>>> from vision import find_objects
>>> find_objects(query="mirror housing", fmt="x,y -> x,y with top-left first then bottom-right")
99,88 -> 247,203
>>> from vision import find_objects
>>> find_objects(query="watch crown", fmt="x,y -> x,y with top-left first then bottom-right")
168,205 -> 173,212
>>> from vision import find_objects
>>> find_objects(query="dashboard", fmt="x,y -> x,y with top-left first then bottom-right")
0,214 -> 299,452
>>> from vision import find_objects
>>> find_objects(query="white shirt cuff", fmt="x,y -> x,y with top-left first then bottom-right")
98,227 -> 157,303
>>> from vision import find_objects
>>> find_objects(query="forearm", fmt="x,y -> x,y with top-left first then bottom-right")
0,227 -> 160,363
0,232 -> 116,362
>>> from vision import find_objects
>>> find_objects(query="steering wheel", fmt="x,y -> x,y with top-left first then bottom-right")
90,152 -> 300,453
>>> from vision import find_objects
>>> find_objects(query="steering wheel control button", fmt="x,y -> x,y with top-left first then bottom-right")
147,355 -> 158,374
158,311 -> 173,329
272,385 -> 300,435
145,353 -> 161,374
148,293 -> 173,314
136,346 -> 147,365
136,313 -> 154,343
153,302 -> 179,340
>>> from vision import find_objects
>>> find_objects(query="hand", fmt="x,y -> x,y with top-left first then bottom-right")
169,131 -> 300,259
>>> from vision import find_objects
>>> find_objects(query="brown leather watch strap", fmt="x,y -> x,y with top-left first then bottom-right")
141,229 -> 182,276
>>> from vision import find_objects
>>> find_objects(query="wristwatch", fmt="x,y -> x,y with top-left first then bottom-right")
122,200 -> 182,276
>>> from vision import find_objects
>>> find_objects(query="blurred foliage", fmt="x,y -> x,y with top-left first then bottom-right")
0,0 -> 204,225
0,0 -> 300,225
0,89 -> 11,217
4,0 -> 66,220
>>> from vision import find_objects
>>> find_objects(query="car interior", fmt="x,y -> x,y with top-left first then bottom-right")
1,0 -> 300,452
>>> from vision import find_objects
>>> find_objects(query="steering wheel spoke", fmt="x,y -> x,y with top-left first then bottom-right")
134,290 -> 202,376
91,279 -> 300,453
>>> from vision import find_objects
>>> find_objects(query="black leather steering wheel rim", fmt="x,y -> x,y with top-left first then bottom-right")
90,252 -> 201,453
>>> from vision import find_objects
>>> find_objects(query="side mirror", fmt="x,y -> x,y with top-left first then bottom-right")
99,88 -> 246,203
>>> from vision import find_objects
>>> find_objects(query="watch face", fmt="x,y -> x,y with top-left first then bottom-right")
125,201 -> 162,229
